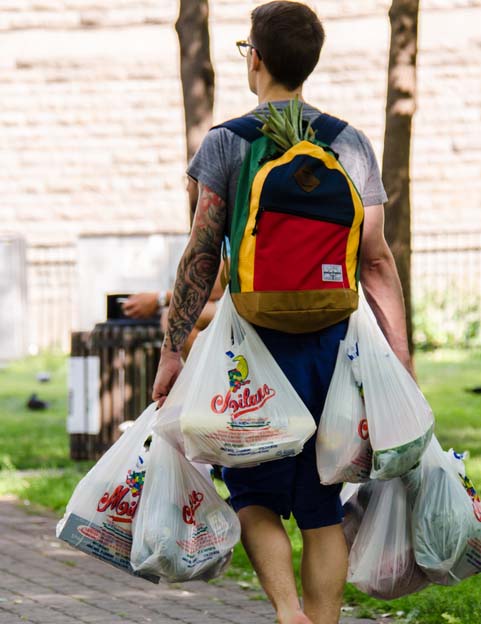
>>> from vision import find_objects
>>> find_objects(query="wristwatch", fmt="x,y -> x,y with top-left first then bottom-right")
157,290 -> 168,309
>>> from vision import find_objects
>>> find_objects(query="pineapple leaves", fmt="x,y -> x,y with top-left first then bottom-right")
253,96 -> 317,152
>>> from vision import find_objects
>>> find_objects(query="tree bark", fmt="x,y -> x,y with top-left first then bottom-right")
175,0 -> 215,164
382,0 -> 420,354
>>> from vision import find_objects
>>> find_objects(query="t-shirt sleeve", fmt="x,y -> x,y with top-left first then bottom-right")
355,130 -> 388,206
187,127 -> 235,202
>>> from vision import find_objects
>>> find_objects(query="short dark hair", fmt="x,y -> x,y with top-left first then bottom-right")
251,1 -> 325,91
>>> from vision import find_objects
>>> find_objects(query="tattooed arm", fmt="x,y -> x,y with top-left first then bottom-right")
152,183 -> 226,405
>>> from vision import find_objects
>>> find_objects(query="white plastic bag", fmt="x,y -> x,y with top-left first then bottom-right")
412,436 -> 481,585
56,403 -> 160,582
357,291 -> 434,479
131,432 -> 240,582
316,311 -> 372,484
155,291 -> 316,467
346,477 -> 429,599
341,481 -> 371,551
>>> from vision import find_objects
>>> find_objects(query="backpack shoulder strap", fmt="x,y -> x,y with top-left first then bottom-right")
311,113 -> 348,145
211,116 -> 263,143
212,111 -> 348,145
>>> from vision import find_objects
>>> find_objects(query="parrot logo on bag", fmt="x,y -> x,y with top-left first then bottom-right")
126,468 -> 146,496
210,351 -> 276,419
462,475 -> 481,522
227,352 -> 249,392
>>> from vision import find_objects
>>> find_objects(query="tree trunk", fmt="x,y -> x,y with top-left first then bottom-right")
176,0 -> 215,164
382,0 -> 420,354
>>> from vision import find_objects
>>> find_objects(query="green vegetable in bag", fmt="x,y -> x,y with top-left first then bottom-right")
372,424 -> 434,481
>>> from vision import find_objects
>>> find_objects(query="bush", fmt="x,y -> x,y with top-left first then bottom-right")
414,290 -> 481,350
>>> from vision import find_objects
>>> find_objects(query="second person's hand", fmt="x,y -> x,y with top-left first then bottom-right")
123,293 -> 159,319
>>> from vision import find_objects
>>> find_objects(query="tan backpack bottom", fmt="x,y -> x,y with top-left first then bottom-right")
231,289 -> 358,333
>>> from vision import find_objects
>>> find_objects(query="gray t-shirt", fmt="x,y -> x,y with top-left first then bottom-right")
187,101 -> 387,232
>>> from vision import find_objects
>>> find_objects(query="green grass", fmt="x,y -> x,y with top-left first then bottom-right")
0,351 -> 94,512
0,351 -> 73,469
415,349 -> 481,458
0,466 -> 92,514
1,349 -> 481,623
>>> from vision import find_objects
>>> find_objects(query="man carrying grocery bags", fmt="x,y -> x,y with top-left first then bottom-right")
152,2 -> 412,623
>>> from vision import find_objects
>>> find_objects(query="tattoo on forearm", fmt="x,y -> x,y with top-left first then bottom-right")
163,184 -> 226,353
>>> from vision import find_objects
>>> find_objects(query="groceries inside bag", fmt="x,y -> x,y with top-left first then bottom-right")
155,291 -> 316,467
130,432 -> 240,582
316,310 -> 372,485
343,478 -> 429,599
410,436 -> 481,585
356,291 -> 434,479
56,403 -> 160,583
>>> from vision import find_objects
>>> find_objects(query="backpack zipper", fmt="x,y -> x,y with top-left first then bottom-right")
252,203 -> 352,235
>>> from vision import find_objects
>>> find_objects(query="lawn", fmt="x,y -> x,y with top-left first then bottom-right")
1,348 -> 481,623
0,351 -> 72,470
0,351 -> 93,511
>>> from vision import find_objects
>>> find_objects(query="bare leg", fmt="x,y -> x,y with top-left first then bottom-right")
300,524 -> 348,624
238,505 -> 312,624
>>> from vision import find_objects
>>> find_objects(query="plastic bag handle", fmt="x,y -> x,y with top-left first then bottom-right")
220,237 -> 231,290
226,293 -> 246,346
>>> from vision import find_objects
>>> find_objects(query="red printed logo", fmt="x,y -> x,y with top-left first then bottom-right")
182,490 -> 204,526
358,418 -> 369,441
97,484 -> 139,523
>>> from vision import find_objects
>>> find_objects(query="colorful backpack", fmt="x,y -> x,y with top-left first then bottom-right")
218,110 -> 364,333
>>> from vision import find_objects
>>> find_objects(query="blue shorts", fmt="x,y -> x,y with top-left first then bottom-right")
222,320 -> 348,530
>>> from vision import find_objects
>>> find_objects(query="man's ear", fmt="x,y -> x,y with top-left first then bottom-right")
250,48 -> 262,71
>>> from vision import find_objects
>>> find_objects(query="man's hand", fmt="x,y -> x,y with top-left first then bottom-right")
123,293 -> 159,319
152,351 -> 183,408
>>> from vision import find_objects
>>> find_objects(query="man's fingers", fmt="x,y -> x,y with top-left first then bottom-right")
155,395 -> 167,409
152,386 -> 168,407
152,380 -> 170,403
152,385 -> 167,401
151,359 -> 182,407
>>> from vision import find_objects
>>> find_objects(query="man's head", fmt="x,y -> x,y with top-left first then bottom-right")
250,1 -> 325,91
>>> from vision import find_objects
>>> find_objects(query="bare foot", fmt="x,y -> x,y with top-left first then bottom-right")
292,613 -> 313,624
277,609 -> 313,624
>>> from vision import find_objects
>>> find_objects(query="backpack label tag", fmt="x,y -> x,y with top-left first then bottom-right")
322,264 -> 343,282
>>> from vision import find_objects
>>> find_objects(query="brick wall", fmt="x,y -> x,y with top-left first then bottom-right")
1,1 -> 184,245
1,0 -> 480,246
1,1 -> 480,351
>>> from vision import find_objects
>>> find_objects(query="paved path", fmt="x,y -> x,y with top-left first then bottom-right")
0,497 -> 387,624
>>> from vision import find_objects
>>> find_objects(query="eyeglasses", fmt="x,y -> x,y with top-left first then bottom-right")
236,39 -> 262,59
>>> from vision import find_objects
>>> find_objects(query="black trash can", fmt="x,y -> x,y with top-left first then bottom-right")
69,295 -> 163,460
